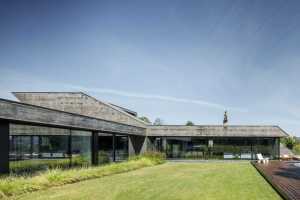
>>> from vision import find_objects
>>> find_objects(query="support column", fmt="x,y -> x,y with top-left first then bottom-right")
30,136 -> 34,159
276,138 -> 280,160
128,135 -> 147,156
68,130 -> 72,167
113,134 -> 116,162
0,120 -> 9,174
91,131 -> 99,165
250,139 -> 253,160
162,137 -> 167,152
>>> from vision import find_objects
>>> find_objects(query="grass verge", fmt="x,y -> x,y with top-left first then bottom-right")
0,152 -> 165,199
16,162 -> 281,200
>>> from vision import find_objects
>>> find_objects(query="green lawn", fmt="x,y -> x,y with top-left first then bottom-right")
15,162 -> 282,200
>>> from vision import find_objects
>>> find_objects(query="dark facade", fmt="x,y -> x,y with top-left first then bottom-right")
9,124 -> 131,173
0,93 -> 288,174
148,136 -> 280,160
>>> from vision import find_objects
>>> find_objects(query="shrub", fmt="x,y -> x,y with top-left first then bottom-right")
98,151 -> 110,164
293,144 -> 300,155
282,136 -> 297,149
130,151 -> 166,164
71,155 -> 91,167
10,159 -> 70,174
10,156 -> 92,175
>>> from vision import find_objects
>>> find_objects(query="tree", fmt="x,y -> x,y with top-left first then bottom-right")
185,121 -> 194,126
153,118 -> 164,125
138,116 -> 151,124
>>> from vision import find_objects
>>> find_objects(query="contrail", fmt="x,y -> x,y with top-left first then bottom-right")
66,85 -> 247,112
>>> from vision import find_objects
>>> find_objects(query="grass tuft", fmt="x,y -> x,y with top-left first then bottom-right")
0,152 -> 165,199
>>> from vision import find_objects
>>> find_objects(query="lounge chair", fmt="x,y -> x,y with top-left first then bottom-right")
281,154 -> 292,161
256,153 -> 269,164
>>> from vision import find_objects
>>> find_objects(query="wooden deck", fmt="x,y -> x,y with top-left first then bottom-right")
253,161 -> 300,200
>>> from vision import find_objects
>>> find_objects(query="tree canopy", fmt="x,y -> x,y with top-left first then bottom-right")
185,121 -> 194,126
138,116 -> 151,124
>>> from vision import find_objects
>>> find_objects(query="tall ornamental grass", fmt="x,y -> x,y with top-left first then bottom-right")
0,152 -> 166,199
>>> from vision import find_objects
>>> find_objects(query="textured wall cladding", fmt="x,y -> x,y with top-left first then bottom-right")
147,125 -> 287,137
0,100 -> 145,135
14,93 -> 146,128
10,123 -> 71,135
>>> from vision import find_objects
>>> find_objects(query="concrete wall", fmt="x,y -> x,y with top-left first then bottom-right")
0,99 -> 145,135
128,135 -> 148,156
147,125 -> 288,137
13,92 -> 147,128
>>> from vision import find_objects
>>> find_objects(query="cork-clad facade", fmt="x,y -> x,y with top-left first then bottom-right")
0,92 -> 288,174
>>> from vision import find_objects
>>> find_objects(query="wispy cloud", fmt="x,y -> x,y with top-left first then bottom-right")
66,85 -> 247,112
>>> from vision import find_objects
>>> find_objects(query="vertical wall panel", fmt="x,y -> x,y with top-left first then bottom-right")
0,120 -> 9,173
91,132 -> 99,165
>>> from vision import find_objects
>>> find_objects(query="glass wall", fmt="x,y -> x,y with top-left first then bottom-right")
165,137 -> 208,159
39,135 -> 70,159
98,133 -> 113,164
9,124 -> 92,173
212,138 -> 252,159
98,133 -> 129,164
115,135 -> 128,161
151,137 -> 279,160
251,138 -> 277,159
71,130 -> 92,166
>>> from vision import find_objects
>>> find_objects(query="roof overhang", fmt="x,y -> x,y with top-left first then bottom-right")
0,98 -> 146,136
147,125 -> 288,138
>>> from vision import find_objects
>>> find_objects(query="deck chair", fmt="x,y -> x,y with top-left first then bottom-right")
256,153 -> 269,164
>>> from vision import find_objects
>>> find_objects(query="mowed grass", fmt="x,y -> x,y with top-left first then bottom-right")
15,162 -> 282,200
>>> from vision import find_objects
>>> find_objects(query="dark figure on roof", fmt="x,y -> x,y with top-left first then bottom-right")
223,111 -> 228,125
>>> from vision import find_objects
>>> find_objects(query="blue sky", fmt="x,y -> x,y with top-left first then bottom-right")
1,0 -> 300,136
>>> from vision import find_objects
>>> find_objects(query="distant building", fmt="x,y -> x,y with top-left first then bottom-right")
0,92 -> 288,174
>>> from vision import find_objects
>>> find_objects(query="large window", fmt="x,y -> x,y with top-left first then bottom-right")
9,124 -> 92,173
115,135 -> 128,161
166,137 -> 208,159
252,138 -> 277,159
71,130 -> 92,166
39,135 -> 69,159
98,133 -> 113,164
9,136 -> 32,160
98,133 -> 129,164
212,138 -> 252,159
159,137 -> 279,160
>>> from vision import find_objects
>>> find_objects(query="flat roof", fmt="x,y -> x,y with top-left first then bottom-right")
147,125 -> 288,137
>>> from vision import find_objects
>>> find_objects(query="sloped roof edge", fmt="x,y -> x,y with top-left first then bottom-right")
13,91 -> 149,126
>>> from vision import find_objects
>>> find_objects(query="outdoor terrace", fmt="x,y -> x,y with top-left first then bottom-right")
253,161 -> 300,200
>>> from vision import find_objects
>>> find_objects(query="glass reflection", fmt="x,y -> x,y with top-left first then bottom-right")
9,124 -> 92,173
98,133 -> 113,164
156,137 -> 278,160
115,135 -> 128,161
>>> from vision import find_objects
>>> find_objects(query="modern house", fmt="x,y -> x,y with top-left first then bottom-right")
0,92 -> 288,174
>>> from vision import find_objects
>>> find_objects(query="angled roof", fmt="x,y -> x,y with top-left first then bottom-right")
147,125 -> 288,137
10,92 -> 289,138
80,92 -> 145,124
108,103 -> 137,116
12,92 -> 149,127
0,98 -> 146,135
